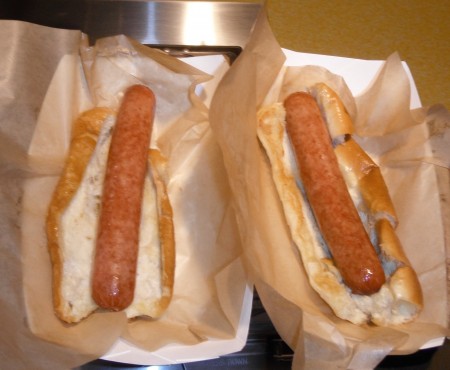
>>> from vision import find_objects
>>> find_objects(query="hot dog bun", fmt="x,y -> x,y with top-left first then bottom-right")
256,83 -> 422,325
46,90 -> 175,323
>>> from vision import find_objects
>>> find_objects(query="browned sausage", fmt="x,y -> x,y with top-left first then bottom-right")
284,92 -> 385,295
92,85 -> 156,310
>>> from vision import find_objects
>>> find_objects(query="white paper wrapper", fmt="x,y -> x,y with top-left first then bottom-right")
0,20 -> 250,370
209,10 -> 450,369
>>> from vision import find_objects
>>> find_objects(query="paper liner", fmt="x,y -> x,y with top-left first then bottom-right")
0,20 -> 103,370
0,20 -> 248,369
209,10 -> 449,369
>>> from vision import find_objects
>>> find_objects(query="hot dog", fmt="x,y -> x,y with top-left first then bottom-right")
92,85 -> 156,311
257,82 -> 423,325
46,84 -> 175,323
284,92 -> 386,295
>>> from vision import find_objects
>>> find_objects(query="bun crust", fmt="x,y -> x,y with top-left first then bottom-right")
139,148 -> 175,318
47,108 -> 113,322
312,82 -> 354,141
256,84 -> 423,326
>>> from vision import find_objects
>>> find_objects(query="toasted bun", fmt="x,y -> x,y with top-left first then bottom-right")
47,108 -> 175,323
334,138 -> 398,228
256,84 -> 423,326
312,82 -> 354,141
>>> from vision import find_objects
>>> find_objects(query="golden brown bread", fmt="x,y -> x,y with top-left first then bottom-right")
46,108 -> 175,323
256,83 -> 423,325
312,82 -> 354,141
335,139 -> 398,227
47,108 -> 113,322
143,148 -> 175,317
316,81 -> 399,228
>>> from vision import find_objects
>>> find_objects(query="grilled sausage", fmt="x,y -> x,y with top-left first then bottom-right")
92,85 -> 156,310
283,92 -> 386,295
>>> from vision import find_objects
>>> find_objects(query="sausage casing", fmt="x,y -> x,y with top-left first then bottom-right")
284,92 -> 385,295
92,85 -> 156,310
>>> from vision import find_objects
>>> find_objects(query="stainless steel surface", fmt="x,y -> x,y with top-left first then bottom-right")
82,0 -> 261,47
2,1 -> 261,61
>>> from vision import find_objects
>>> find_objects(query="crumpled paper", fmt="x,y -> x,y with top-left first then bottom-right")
1,20 -> 248,370
209,10 -> 449,370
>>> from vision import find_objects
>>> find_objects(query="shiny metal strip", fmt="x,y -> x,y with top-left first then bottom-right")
6,1 -> 261,62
